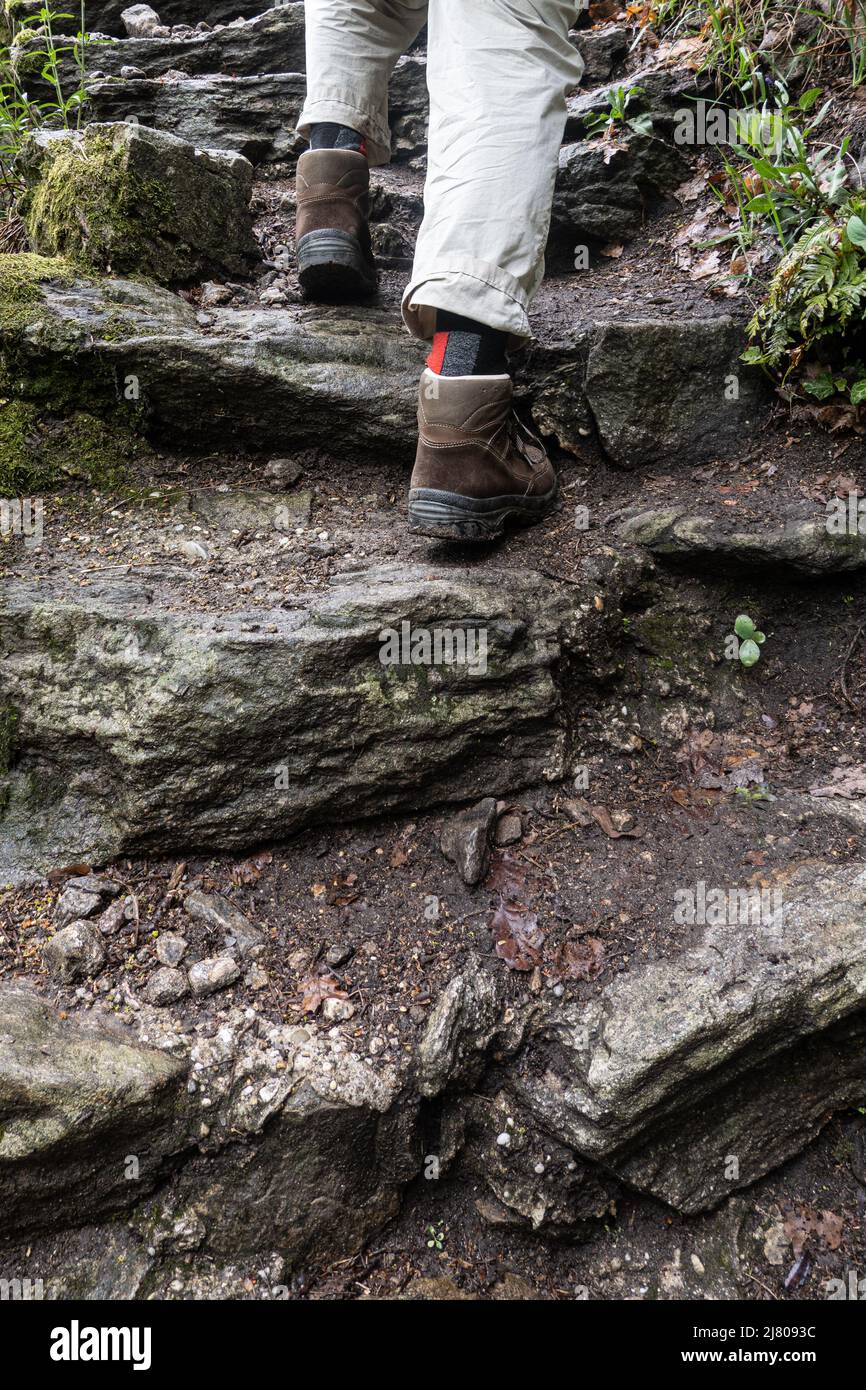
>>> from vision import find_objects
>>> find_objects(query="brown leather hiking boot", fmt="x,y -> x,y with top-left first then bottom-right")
294,148 -> 377,300
408,368 -> 558,541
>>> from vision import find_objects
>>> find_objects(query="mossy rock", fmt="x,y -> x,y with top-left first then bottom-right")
0,251 -> 75,334
18,122 -> 260,285
0,399 -> 138,493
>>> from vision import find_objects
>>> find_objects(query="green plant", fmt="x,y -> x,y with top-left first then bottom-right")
743,196 -> 866,380
733,784 -> 773,802
734,613 -> 766,666
809,0 -> 866,86
584,85 -> 654,140
0,3 -> 91,200
712,87 -> 854,257
425,1223 -> 445,1251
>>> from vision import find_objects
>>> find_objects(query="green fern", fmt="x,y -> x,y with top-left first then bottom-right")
743,195 -> 866,382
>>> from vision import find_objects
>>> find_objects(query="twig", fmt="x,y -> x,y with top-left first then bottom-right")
745,1271 -> 779,1300
840,621 -> 866,712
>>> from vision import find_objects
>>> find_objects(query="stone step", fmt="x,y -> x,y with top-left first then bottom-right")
0,562 -> 609,883
1,258 -> 768,478
620,507 -> 866,576
82,57 -> 427,165
508,847 -> 866,1212
10,0 -> 271,37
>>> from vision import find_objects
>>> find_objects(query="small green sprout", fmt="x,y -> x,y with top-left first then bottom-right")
425,1223 -> 445,1251
734,613 -> 766,667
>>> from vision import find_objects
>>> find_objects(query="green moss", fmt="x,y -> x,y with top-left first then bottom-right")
0,252 -> 74,334
20,130 -> 177,278
0,399 -> 137,492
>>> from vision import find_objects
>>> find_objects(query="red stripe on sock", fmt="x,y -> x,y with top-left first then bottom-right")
427,332 -> 448,374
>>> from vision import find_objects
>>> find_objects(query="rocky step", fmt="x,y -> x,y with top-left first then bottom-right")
620,506 -> 866,576
461,837 -> 866,1223
6,0 -> 270,37
1,257 -> 767,478
2,793 -> 866,1276
0,560 -> 613,883
25,6 -> 627,89
80,56 -> 696,170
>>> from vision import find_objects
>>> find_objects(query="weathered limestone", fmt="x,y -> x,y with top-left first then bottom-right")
19,123 -> 259,284
0,985 -> 188,1234
620,508 -> 866,574
85,57 -> 428,165
552,135 -> 689,243
0,259 -> 768,470
508,859 -> 866,1210
0,566 -> 579,882
0,981 -> 421,1267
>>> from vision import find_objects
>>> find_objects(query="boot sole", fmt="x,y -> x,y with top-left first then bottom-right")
407,482 -> 559,542
297,229 -> 377,301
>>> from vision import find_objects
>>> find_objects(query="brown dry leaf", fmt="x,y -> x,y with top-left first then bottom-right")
485,852 -> 530,897
326,872 -> 361,906
491,899 -> 545,972
815,1210 -> 844,1250
230,851 -> 272,886
810,765 -> 866,799
167,861 -> 187,892
550,936 -> 605,981
46,863 -> 92,885
691,249 -> 721,280
589,804 -> 644,839
783,1206 -> 844,1256
674,172 -> 709,203
297,974 -> 348,1014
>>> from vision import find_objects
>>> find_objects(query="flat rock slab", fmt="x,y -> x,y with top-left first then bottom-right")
620,508 -> 866,574
512,859 -> 866,1209
82,6 -> 307,78
0,565 -> 575,881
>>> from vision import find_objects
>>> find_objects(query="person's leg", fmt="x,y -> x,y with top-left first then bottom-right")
295,1 -> 428,298
406,0 -> 585,541
404,0 -> 583,338
298,0 -> 429,167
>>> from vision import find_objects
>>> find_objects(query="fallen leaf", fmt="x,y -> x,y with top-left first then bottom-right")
491,899 -> 545,972
46,863 -> 92,885
167,861 -> 187,892
589,804 -> 644,839
297,974 -> 348,1014
549,936 -> 605,981
810,765 -> 866,799
230,851 -> 272,886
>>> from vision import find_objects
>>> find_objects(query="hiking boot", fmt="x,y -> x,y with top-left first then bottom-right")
295,148 -> 377,300
408,368 -> 558,541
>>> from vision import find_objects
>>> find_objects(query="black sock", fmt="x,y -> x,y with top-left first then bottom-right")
426,310 -> 509,376
309,122 -> 366,155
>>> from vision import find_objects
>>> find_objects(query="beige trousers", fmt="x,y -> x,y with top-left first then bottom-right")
297,1 -> 585,341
